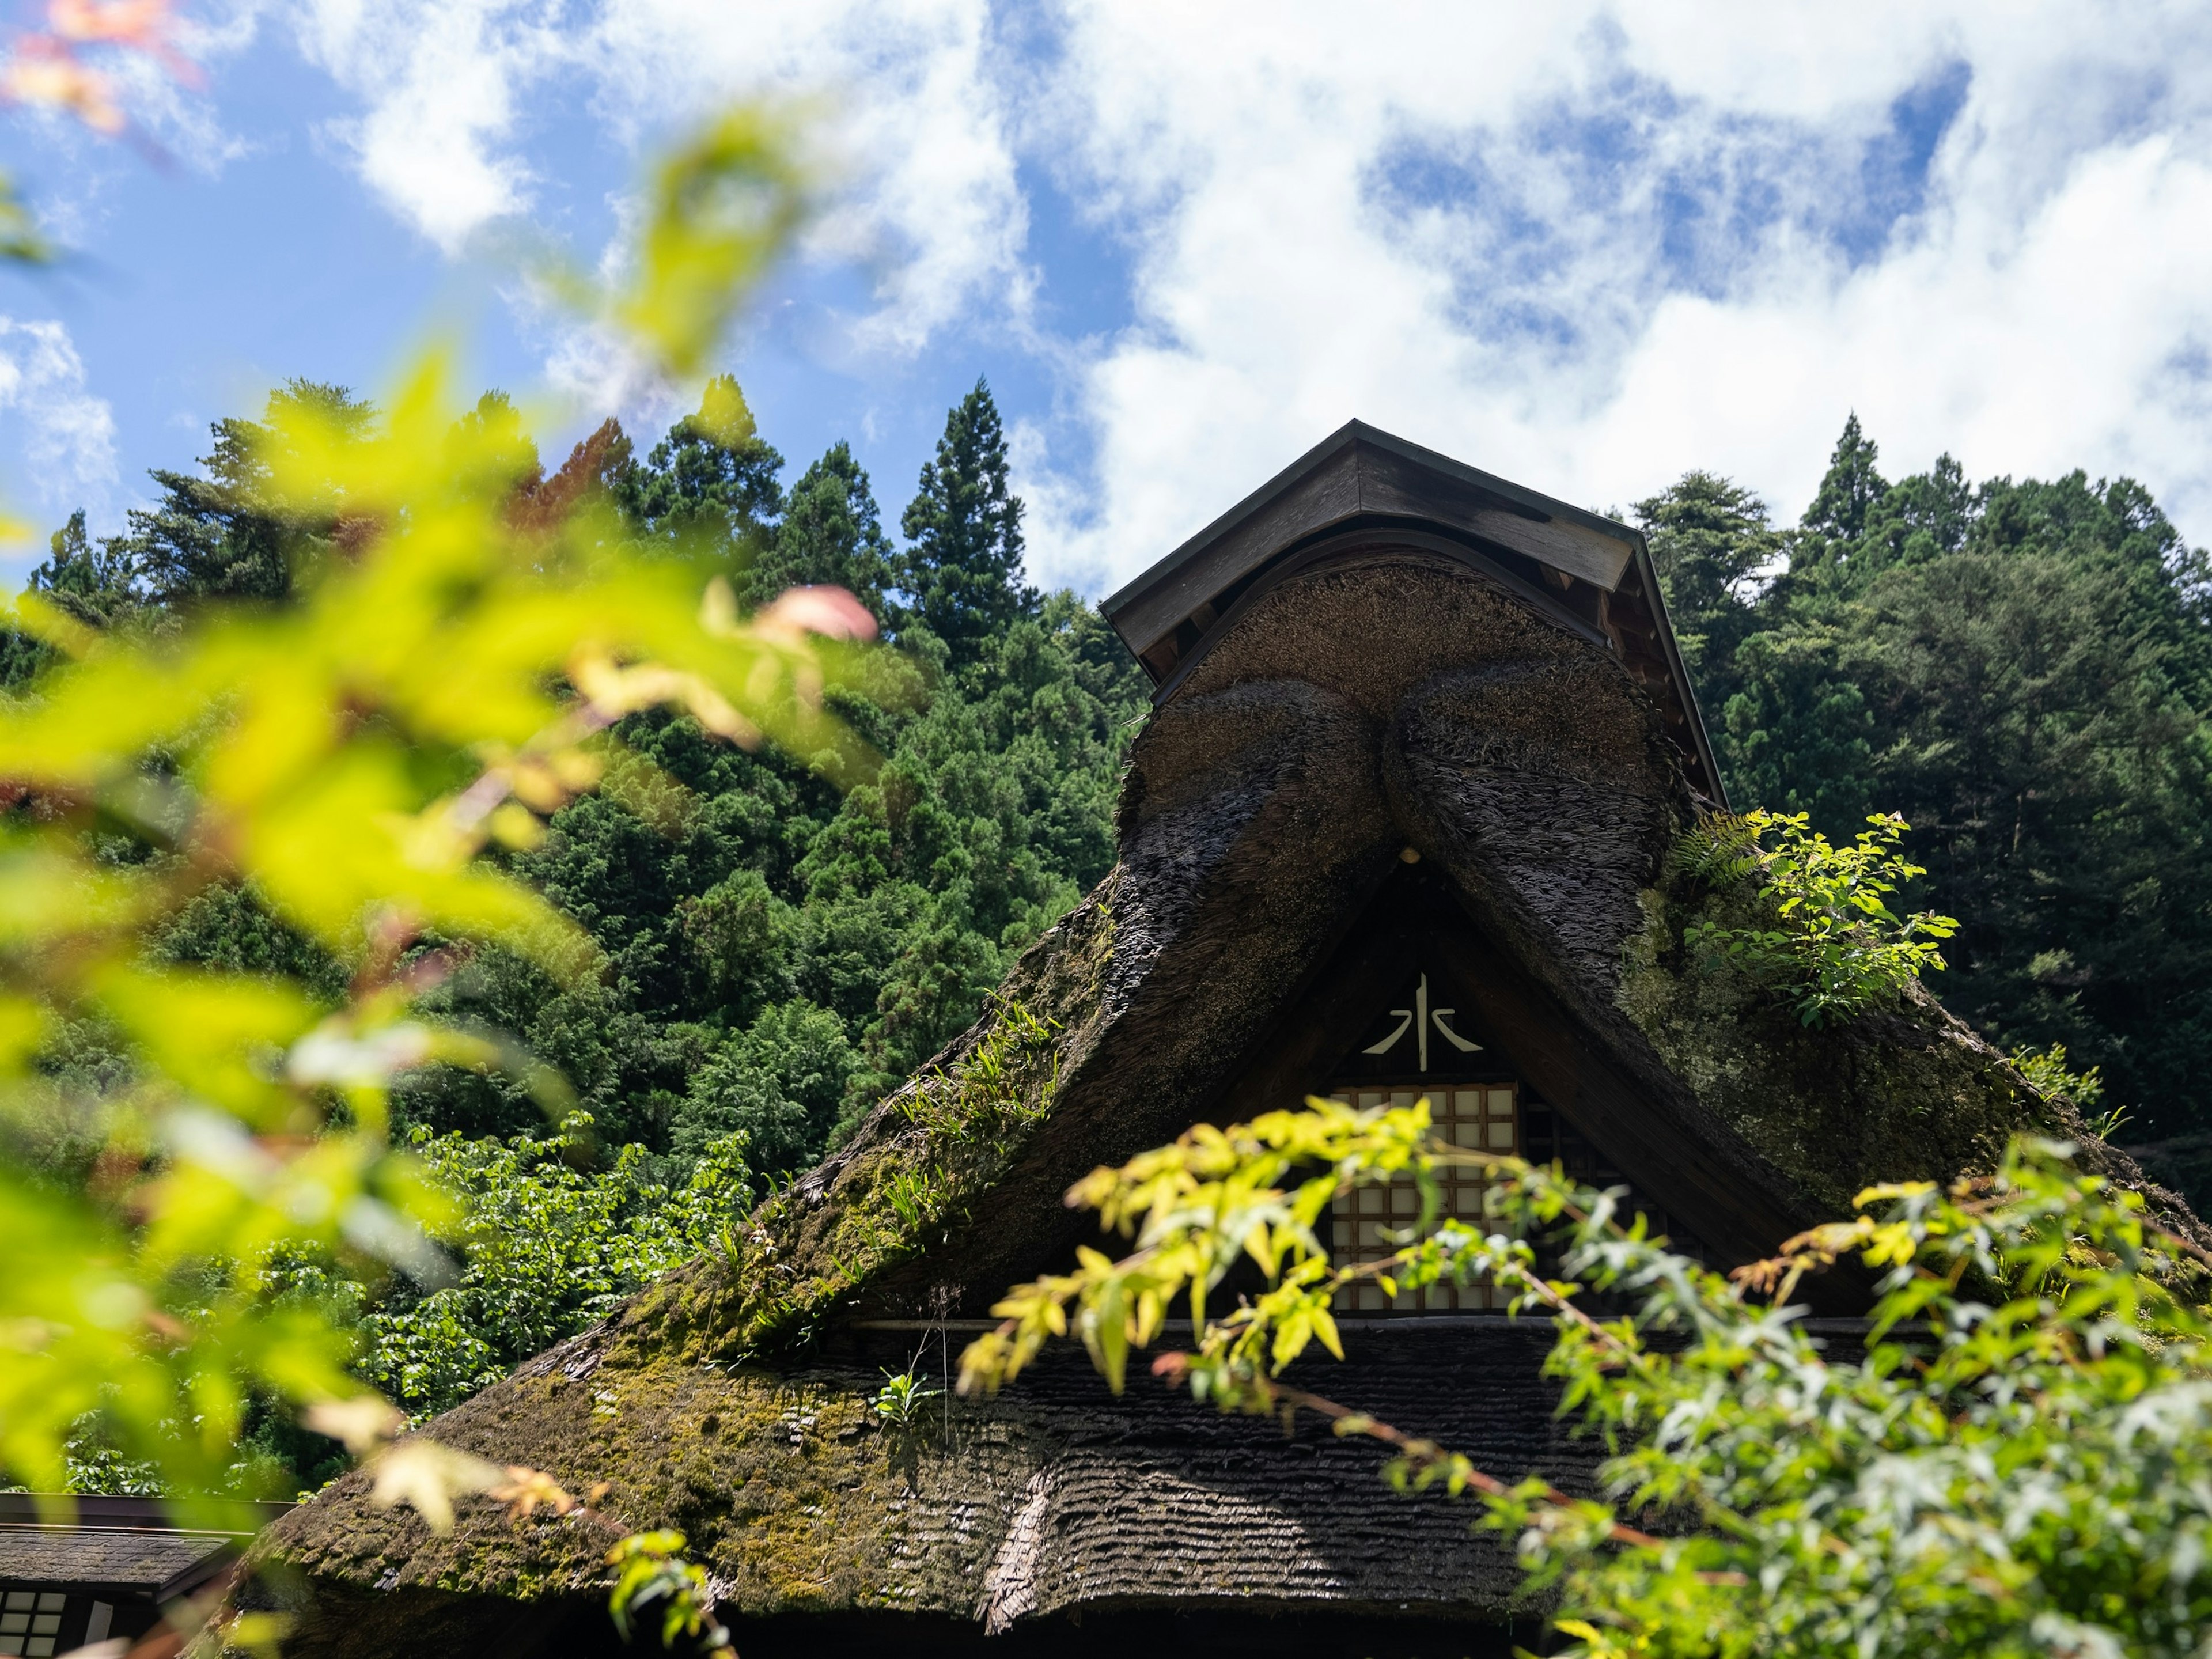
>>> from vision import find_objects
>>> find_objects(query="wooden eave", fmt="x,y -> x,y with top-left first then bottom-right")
1100,419 -> 1727,804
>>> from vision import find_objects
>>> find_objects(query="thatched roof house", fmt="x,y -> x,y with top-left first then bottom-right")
253,422 -> 2194,1657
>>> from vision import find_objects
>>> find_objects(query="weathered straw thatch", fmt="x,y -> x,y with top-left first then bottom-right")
249,425 -> 2201,1657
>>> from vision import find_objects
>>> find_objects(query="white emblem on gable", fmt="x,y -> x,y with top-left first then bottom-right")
1360,972 -> 1483,1072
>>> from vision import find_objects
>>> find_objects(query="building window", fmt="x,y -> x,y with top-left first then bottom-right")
0,1590 -> 69,1657
1327,1084 -> 1519,1312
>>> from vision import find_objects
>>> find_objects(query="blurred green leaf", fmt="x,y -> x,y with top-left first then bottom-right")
0,106 -> 851,1617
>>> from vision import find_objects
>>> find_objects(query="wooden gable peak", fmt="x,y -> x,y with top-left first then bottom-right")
1100,419 -> 1726,802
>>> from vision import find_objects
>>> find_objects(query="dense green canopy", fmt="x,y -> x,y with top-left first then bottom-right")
10,377 -> 1146,1187
18,394 -> 2212,1493
5,377 -> 1147,1491
1639,418 -> 2212,1149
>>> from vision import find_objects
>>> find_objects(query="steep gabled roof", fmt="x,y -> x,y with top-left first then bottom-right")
1101,419 -> 1726,802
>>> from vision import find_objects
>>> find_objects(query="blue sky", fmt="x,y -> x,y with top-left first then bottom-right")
4,2 -> 2212,596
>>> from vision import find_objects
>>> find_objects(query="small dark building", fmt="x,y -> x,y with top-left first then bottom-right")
0,1495 -> 286,1654
252,423 -> 2194,1656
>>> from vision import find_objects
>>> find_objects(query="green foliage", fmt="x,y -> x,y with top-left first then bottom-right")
968,1098 -> 2212,1659
26,373 -> 1141,1212
35,350 -> 1141,1194
1641,421 -> 2212,1138
2009,1039 -> 2104,1108
1633,470 -> 1779,691
671,1001 -> 855,1173
132,381 -> 373,606
370,385 -> 1141,1169
1799,409 -> 1889,543
0,513 -> 139,687
620,374 -> 784,556
607,1527 -> 728,1650
2011,1041 -> 2124,1139
25,512 -> 136,626
0,381 -> 389,687
710,979 -> 1085,1356
380,574 -> 1138,1164
1666,809 -> 1766,888
871,1366 -> 941,1429
895,993 -> 1060,1146
51,370 -> 1140,1199
1681,810 -> 1959,1025
314,1123 -> 754,1419
1713,622 -> 1876,830
958,1097 -> 1399,1397
0,354 -> 857,1502
0,103 -> 873,1560
753,440 -> 896,618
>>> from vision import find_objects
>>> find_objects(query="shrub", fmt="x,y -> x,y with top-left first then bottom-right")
964,1096 -> 2212,1659
1679,810 -> 1958,1025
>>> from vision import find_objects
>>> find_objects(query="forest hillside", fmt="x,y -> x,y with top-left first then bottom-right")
16,385 -> 2211,1482
1638,419 -> 2212,1191
17,377 -> 1149,1183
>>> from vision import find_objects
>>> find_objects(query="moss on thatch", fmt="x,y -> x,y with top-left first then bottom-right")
1616,850 -> 2196,1232
622,885 -> 1119,1366
253,1335 -> 1057,1653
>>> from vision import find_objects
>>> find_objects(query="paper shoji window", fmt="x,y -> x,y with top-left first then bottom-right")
0,1592 -> 67,1657
1327,1084 -> 1518,1313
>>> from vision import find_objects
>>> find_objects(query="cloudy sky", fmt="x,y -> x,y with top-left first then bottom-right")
2,1 -> 2209,594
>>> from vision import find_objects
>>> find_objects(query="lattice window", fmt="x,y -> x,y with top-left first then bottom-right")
1327,1084 -> 1520,1312
0,1591 -> 69,1657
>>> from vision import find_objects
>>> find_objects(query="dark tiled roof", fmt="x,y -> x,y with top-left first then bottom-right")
0,1527 -> 233,1597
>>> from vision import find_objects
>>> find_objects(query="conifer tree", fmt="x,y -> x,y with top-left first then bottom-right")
118,380 -> 371,605
1634,471 -> 1778,694
0,510 -> 142,687
1644,417 -> 2212,1153
621,374 -> 783,553
1801,411 -> 1889,547
510,417 -> 637,537
28,509 -> 138,624
747,441 -> 895,619
895,377 -> 1035,663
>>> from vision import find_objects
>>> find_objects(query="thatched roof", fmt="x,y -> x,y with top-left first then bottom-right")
251,433 -> 2202,1657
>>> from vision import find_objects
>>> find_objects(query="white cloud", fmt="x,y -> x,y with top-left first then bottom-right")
531,307 -> 677,436
1583,133 -> 2212,525
278,0 -> 568,251
112,3 -> 263,176
269,0 -> 1025,345
1010,1 -> 2212,586
0,318 -> 117,518
581,0 -> 1027,355
255,0 -> 2212,589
